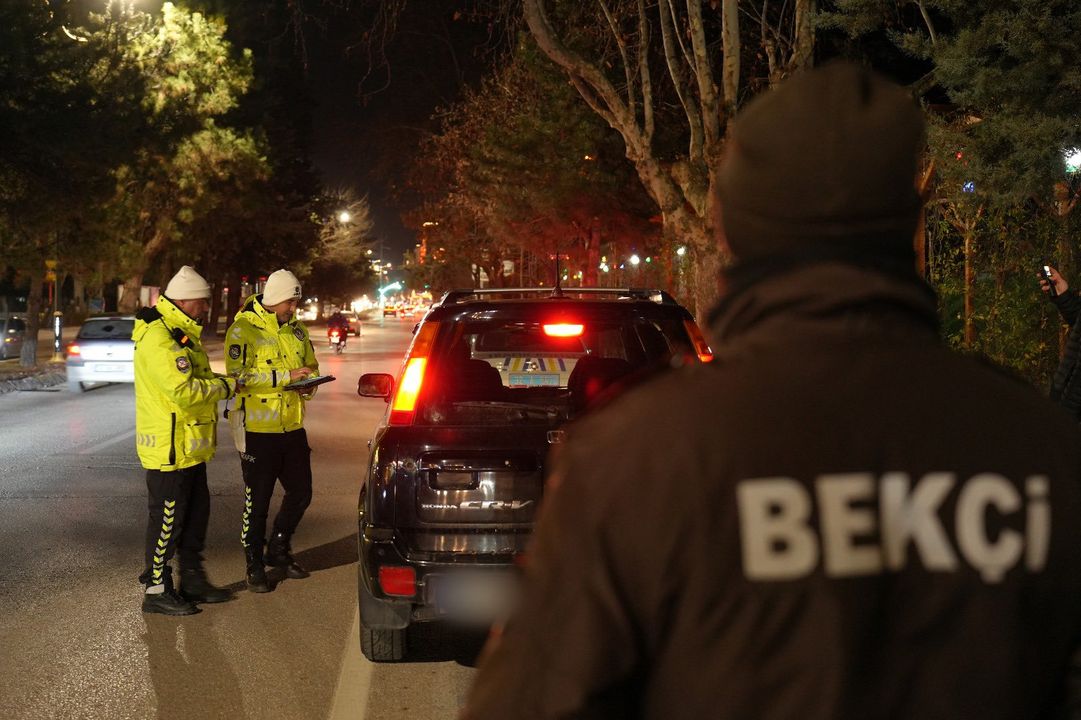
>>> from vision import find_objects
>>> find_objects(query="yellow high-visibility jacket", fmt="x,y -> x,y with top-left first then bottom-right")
133,296 -> 236,470
225,295 -> 319,434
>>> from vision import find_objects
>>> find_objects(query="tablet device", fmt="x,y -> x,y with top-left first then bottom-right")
283,374 -> 336,391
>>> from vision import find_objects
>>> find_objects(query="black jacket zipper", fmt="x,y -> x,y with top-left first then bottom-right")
168,412 -> 176,465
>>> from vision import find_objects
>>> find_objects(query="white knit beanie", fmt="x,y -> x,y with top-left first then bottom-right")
164,266 -> 211,300
262,269 -> 302,306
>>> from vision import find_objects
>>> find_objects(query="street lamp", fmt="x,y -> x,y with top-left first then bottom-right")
338,210 -> 352,223
377,282 -> 402,315
1065,148 -> 1081,174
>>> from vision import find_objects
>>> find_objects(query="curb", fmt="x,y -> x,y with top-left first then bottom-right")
0,369 -> 68,395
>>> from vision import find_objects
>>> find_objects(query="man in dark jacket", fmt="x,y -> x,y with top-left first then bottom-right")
1039,265 -> 1081,418
462,63 -> 1081,720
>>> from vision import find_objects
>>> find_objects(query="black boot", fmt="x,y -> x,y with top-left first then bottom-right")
266,531 -> 310,579
245,545 -> 271,593
142,569 -> 200,616
179,567 -> 233,604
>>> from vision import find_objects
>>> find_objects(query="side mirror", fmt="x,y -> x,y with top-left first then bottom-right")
358,373 -> 394,400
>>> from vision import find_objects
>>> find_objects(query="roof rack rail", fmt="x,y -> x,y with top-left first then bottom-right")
436,287 -> 679,306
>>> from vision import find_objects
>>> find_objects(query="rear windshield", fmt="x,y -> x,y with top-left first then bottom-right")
415,313 -> 695,426
78,319 -> 135,340
5,318 -> 25,333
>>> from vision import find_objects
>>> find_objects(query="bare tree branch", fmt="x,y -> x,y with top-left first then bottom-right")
758,0 -> 779,85
666,0 -> 696,72
636,0 -> 655,142
916,0 -> 938,46
569,75 -> 619,129
522,0 -> 638,138
721,0 -> 740,116
658,0 -> 703,158
598,0 -> 637,117
687,0 -> 721,151
792,0 -> 815,72
907,69 -> 937,98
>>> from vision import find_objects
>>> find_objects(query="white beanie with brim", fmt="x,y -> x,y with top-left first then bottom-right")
164,265 -> 211,300
262,269 -> 302,307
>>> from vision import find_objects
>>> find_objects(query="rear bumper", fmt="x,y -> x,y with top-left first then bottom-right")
66,362 -> 135,384
358,527 -> 520,627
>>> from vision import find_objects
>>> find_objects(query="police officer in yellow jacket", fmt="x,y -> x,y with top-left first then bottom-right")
225,269 -> 318,592
134,266 -> 237,615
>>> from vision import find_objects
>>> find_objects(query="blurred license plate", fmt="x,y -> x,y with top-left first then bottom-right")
428,572 -> 519,621
91,363 -> 123,373
509,373 -> 559,387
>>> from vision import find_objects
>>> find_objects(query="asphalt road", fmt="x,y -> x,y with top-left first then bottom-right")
0,316 -> 482,720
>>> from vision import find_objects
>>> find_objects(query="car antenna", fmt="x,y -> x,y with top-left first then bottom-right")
552,240 -> 564,298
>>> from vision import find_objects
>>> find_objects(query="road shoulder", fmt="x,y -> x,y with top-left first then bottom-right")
329,608 -> 373,720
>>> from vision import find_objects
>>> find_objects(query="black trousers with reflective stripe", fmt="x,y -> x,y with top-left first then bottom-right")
240,429 -> 312,548
140,463 -> 210,586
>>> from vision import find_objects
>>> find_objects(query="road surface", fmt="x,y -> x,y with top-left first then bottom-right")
0,316 -> 482,720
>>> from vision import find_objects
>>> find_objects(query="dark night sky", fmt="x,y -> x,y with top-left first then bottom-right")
304,3 -> 505,262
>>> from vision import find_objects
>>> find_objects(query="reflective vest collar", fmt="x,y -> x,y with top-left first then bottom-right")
239,294 -> 283,332
157,296 -> 204,341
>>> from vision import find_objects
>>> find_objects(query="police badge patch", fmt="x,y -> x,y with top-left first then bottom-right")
229,344 -> 241,360
293,326 -> 304,341
175,356 -> 191,373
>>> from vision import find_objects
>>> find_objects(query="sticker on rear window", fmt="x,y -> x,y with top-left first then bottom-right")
509,373 -> 559,387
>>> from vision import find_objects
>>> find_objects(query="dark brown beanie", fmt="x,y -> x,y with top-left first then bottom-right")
718,62 -> 925,264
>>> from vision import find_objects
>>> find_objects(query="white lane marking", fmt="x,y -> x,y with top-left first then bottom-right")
78,429 -> 136,455
329,608 -> 373,720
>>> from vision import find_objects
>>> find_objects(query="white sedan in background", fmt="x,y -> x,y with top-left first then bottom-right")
66,316 -> 135,392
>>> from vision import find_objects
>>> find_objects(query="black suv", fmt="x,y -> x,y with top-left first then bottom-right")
354,287 -> 712,661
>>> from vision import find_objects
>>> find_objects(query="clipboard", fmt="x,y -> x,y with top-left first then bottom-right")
283,374 -> 336,391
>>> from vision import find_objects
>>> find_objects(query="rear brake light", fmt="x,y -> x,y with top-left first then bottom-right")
543,323 -> 584,337
390,357 -> 427,424
389,321 -> 439,425
66,344 -> 81,356
683,320 -> 714,363
378,566 -> 416,597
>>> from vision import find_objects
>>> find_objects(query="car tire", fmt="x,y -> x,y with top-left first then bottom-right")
360,623 -> 406,662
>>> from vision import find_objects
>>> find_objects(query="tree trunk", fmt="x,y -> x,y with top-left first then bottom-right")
963,227 -> 975,349
20,271 -> 44,368
914,160 -> 935,280
523,0 -> 730,318
206,280 -> 222,338
721,0 -> 740,118
792,0 -> 816,73
585,219 -> 601,287
118,274 -> 143,313
692,243 -> 725,323
914,205 -> 928,279
225,270 -> 242,322
71,274 -> 86,316
118,229 -> 171,313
